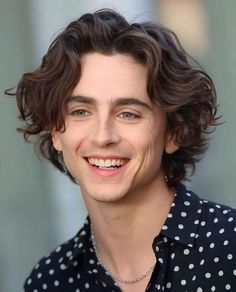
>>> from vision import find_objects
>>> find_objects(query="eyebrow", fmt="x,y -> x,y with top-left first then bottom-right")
67,95 -> 153,111
66,95 -> 96,105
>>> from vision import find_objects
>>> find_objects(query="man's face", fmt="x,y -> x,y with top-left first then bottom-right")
52,53 -> 177,203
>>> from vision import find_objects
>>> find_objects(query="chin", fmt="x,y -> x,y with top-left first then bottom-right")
89,192 -> 127,203
81,185 -> 128,204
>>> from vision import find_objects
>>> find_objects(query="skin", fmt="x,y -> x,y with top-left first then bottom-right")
52,52 -> 178,291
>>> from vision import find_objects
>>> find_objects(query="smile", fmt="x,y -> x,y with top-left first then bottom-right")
87,158 -> 126,168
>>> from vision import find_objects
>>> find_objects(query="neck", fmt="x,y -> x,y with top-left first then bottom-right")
81,179 -> 175,281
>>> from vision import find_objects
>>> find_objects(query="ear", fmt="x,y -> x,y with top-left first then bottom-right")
165,132 -> 179,154
51,131 -> 63,152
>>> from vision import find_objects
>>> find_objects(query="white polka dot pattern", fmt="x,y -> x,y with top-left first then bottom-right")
24,184 -> 236,291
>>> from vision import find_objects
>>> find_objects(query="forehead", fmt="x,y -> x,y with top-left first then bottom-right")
71,52 -> 151,104
79,52 -> 146,76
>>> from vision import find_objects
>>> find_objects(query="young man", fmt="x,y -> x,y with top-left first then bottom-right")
10,9 -> 236,292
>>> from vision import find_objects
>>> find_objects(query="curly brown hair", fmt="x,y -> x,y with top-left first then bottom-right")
6,9 -> 219,188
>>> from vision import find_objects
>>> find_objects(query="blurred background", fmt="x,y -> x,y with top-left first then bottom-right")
1,0 -> 236,291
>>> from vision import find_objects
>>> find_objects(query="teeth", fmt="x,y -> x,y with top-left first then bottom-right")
105,160 -> 111,167
87,158 -> 126,168
99,159 -> 105,167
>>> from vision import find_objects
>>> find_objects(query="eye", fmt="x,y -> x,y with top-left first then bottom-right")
70,109 -> 91,117
118,112 -> 141,120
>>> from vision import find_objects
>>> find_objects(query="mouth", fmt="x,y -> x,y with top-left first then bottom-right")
86,157 -> 128,169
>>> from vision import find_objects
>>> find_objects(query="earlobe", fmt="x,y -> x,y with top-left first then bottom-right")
165,133 -> 179,154
51,131 -> 62,151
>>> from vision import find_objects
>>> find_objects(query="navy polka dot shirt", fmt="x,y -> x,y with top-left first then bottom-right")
24,184 -> 236,291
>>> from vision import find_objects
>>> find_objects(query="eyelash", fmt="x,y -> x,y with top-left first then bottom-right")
118,111 -> 141,120
69,109 -> 141,120
70,109 -> 91,117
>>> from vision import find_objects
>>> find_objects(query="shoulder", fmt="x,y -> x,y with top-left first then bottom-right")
181,184 -> 236,248
169,185 -> 236,287
171,183 -> 236,260
190,190 -> 236,270
199,196 -> 236,240
24,224 -> 89,292
177,184 -> 236,241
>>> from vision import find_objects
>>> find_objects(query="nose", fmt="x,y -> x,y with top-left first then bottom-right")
90,117 -> 120,147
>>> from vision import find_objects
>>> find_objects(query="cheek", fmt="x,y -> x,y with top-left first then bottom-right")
59,134 -> 83,173
60,123 -> 87,151
55,136 -> 79,163
141,125 -> 166,163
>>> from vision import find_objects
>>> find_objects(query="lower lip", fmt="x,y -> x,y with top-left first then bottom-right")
86,160 -> 128,177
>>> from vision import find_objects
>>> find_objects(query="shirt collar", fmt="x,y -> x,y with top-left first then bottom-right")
65,218 -> 117,287
159,183 -> 203,247
64,217 -> 91,268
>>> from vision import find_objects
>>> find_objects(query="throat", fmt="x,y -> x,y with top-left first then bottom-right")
90,224 -> 156,291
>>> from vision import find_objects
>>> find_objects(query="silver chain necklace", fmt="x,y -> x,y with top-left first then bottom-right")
90,226 -> 156,285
